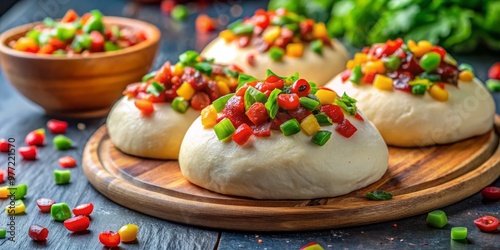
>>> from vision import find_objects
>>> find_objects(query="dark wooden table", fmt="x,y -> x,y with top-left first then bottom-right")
0,0 -> 499,249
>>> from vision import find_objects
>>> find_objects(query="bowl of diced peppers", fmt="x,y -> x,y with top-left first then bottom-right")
201,70 -> 362,146
339,38 -> 475,102
0,9 -> 160,117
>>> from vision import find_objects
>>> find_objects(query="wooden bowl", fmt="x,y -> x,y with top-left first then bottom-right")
0,17 -> 160,118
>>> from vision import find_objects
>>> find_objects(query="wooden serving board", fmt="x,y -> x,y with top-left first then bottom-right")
82,122 -> 500,231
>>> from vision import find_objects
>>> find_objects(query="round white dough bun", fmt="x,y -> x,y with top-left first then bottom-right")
201,38 -> 349,86
326,76 -> 495,147
107,97 -> 199,160
179,114 -> 389,200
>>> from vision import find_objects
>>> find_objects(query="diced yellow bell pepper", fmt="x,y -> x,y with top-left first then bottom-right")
373,74 -> 394,91
0,186 -> 10,198
219,30 -> 236,43
217,81 -> 231,95
176,82 -> 195,100
301,114 -> 321,136
172,63 -> 184,76
6,200 -> 25,215
313,22 -> 328,39
354,53 -> 368,65
201,105 -> 218,128
286,43 -> 304,57
346,60 -> 356,70
13,37 -> 38,52
409,40 -> 434,58
459,71 -> 474,82
227,77 -> 238,88
262,26 -> 281,44
315,89 -> 337,105
429,84 -> 449,102
364,60 -> 385,74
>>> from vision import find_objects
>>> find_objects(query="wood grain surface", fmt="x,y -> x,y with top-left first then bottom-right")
82,125 -> 500,231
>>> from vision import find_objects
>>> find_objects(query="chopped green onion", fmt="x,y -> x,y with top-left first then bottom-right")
213,94 -> 234,112
179,50 -> 199,65
171,5 -> 189,21
309,82 -> 318,95
269,47 -> 284,61
51,203 -> 72,221
383,55 -> 401,71
230,23 -> 254,35
0,229 -> 6,239
146,82 -> 165,97
350,65 -> 362,84
307,94 -> 319,102
458,63 -> 474,73
104,41 -> 120,52
280,119 -> 301,136
266,69 -> 283,78
223,68 -> 239,78
486,79 -> 500,92
53,135 -> 72,150
55,24 -> 76,41
244,86 -> 267,110
90,9 -> 103,19
419,52 -> 441,73
366,190 -> 393,200
299,97 -> 319,110
54,170 -> 71,185
285,72 -> 299,85
213,118 -> 236,140
271,15 -> 293,26
71,34 -> 92,52
311,131 -> 332,146
38,30 -> 52,45
194,62 -> 213,76
411,84 -> 427,95
8,184 -> 28,199
142,71 -> 157,82
265,89 -> 282,119
334,93 -> 357,115
314,113 -> 333,126
43,17 -> 55,28
26,30 -> 41,42
426,210 -> 448,228
111,25 -> 121,39
227,19 -> 243,30
451,227 -> 467,240
417,72 -> 441,82
310,39 -> 323,55
283,23 -> 299,33
236,73 -> 258,90
171,97 -> 189,113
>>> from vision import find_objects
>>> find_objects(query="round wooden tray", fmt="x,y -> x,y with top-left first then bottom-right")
82,123 -> 500,231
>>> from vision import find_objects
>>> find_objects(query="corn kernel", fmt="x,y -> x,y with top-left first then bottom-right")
346,60 -> 355,70
217,81 -> 230,95
354,53 -> 368,65
313,22 -> 328,39
286,43 -> 304,57
6,200 -> 25,215
373,74 -> 394,91
300,114 -> 321,136
118,224 -> 139,243
219,30 -> 236,43
459,71 -> 474,82
364,60 -> 385,74
429,84 -> 448,102
315,89 -> 337,105
176,82 -> 195,100
262,26 -> 281,44
201,105 -> 218,128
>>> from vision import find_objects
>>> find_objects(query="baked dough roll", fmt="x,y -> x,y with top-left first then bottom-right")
201,9 -> 349,86
107,51 -> 242,159
179,71 -> 388,199
326,39 -> 495,147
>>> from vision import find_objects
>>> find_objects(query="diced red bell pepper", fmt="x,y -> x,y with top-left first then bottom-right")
196,14 -> 217,33
277,93 -> 300,110
320,105 -> 344,123
251,122 -> 271,137
0,169 -> 5,184
136,30 -> 147,42
59,156 -> 77,168
362,73 -> 376,84
257,76 -> 284,92
89,31 -> 104,52
72,202 -> 94,216
299,19 -> 314,36
80,13 -> 92,25
19,146 -> 37,160
336,119 -> 357,138
38,44 -> 55,54
134,100 -> 154,115
0,139 -> 10,152
25,129 -> 45,146
154,61 -> 172,83
246,102 -> 269,125
489,63 -> 500,80
190,92 -> 211,110
99,231 -> 121,248
232,123 -> 253,145
36,198 -> 55,213
341,70 -> 351,82
287,106 -> 312,122
252,12 -> 270,30
47,119 -> 68,134
64,215 -> 90,232
236,85 -> 249,96
247,54 -> 255,66
431,46 -> 446,60
61,9 -> 78,23
354,113 -> 364,122
160,0 -> 176,14
223,96 -> 250,127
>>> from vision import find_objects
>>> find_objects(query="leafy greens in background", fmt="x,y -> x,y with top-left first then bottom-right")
268,0 -> 500,53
